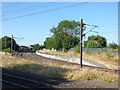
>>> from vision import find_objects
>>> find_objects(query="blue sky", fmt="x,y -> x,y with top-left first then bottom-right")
2,2 -> 118,46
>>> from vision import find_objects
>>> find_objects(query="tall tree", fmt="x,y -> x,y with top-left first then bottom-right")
50,20 -> 80,51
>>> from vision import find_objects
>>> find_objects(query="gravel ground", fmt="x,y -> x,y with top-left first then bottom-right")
58,79 -> 118,88
4,52 -> 118,89
36,51 -> 107,68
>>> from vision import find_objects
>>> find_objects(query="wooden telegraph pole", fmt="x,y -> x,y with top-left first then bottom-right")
80,18 -> 83,68
11,35 -> 13,56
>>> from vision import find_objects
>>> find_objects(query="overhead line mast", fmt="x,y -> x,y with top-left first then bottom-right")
80,18 -> 98,68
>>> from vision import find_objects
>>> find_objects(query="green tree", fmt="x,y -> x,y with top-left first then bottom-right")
108,43 -> 118,49
44,37 -> 55,50
33,44 -> 40,51
50,20 -> 80,51
84,35 -> 107,48
0,36 -> 19,51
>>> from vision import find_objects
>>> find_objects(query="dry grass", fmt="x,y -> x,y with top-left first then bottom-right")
39,50 -> 118,69
83,52 -> 118,69
1,53 -> 118,82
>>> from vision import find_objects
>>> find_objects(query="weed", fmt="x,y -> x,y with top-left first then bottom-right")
105,51 -> 111,57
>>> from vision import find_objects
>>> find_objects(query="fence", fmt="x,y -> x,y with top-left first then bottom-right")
69,48 -> 118,54
82,48 -> 118,54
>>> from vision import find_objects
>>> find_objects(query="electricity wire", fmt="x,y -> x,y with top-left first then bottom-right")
1,3 -> 21,9
2,2 -> 57,15
2,2 -> 88,21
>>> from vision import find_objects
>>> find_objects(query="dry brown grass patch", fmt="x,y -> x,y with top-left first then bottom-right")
1,54 -> 118,82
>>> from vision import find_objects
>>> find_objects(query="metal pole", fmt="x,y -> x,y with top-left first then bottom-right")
80,18 -> 83,68
11,35 -> 13,56
5,38 -> 6,55
14,42 -> 16,54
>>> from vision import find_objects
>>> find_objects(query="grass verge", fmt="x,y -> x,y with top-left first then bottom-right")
1,53 -> 118,82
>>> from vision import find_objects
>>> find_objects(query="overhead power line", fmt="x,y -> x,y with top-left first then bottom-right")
1,3 -> 21,9
2,2 -> 56,15
99,31 -> 118,33
83,24 -> 98,37
2,2 -> 88,21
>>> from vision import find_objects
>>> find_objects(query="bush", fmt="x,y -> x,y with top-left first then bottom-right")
73,44 -> 80,53
86,48 -> 90,53
6,48 -> 11,53
108,43 -> 118,49
2,48 -> 15,53
105,51 -> 111,57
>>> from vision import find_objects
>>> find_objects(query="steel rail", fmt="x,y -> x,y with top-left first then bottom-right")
0,79 -> 29,88
1,73 -> 62,88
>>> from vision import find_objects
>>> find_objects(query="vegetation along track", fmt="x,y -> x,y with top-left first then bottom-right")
14,52 -> 118,74
1,72 -> 62,89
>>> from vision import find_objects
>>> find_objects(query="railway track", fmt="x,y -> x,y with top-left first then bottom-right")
1,73 -> 62,89
15,52 -> 118,74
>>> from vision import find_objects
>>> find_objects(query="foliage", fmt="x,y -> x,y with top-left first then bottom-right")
84,35 -> 107,48
39,45 -> 44,50
73,42 -> 80,53
49,20 -> 80,51
105,51 -> 111,57
44,37 -> 55,50
0,36 -> 19,51
33,44 -> 40,51
62,35 -> 77,52
2,48 -> 14,53
108,43 -> 118,49
6,48 -> 11,53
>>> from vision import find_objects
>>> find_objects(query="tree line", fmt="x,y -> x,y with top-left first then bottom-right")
43,20 -> 118,52
0,20 -> 118,53
0,36 -> 43,52
0,36 -> 19,53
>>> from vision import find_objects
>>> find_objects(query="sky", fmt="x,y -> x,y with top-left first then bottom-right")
1,2 -> 118,46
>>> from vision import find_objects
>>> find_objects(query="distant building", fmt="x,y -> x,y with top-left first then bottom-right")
19,46 -> 29,51
28,45 -> 33,50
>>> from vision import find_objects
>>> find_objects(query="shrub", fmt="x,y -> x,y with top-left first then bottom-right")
73,45 -> 80,53
108,43 -> 118,49
7,48 -> 11,53
86,48 -> 89,53
105,51 -> 111,57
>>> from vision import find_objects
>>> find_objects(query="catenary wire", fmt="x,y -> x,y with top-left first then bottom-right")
2,2 -> 88,21
2,2 -> 56,15
1,2 -> 21,9
2,3 -> 59,17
